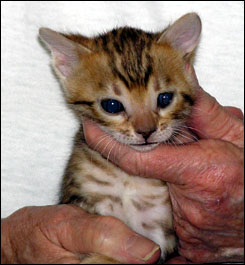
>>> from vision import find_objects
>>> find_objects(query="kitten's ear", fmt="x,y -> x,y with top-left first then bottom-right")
158,13 -> 201,61
39,28 -> 91,79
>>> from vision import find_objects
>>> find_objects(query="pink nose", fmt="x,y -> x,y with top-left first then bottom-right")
136,129 -> 156,141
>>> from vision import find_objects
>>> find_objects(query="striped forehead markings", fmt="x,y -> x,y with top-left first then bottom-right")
96,28 -> 155,89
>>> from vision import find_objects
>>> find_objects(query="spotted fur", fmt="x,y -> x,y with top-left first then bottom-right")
39,12 -> 202,263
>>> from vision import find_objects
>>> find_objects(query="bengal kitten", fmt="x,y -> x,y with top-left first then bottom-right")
39,13 -> 201,263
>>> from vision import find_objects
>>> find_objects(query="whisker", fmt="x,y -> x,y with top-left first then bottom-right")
93,135 -> 111,152
165,132 -> 180,148
166,138 -> 176,148
169,128 -> 192,146
178,124 -> 203,135
172,131 -> 185,145
101,138 -> 114,159
173,127 -> 199,142
107,141 -> 117,164
175,130 -> 198,143
90,135 -> 111,163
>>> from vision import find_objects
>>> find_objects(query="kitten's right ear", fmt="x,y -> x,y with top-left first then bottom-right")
39,28 -> 91,79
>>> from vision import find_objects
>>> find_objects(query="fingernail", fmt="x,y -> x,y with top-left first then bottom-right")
126,235 -> 160,262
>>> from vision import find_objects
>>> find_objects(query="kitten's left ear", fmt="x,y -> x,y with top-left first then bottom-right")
158,13 -> 201,62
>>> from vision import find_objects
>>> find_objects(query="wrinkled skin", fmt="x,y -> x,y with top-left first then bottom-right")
1,205 -> 160,264
1,76 -> 244,263
83,86 -> 244,263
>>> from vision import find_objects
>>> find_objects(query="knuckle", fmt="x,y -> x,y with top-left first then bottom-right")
205,95 -> 221,119
40,205 -> 83,240
53,205 -> 72,219
46,205 -> 78,226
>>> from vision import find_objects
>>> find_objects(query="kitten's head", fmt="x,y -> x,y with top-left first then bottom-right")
39,13 -> 201,151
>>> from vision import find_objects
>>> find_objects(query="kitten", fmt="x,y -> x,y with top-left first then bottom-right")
39,13 -> 201,263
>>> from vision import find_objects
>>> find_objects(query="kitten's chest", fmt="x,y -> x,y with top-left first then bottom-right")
71,148 -> 174,253
90,166 -> 170,225
77,153 -> 170,219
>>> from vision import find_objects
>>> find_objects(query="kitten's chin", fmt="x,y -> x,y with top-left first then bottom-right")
129,143 -> 159,152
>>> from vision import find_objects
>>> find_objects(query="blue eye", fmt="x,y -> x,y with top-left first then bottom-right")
101,99 -> 125,114
157,92 -> 174,108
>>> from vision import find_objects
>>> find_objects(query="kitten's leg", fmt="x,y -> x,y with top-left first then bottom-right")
80,253 -> 121,264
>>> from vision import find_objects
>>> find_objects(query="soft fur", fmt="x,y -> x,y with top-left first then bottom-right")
2,2 -> 243,222
39,13 -> 202,263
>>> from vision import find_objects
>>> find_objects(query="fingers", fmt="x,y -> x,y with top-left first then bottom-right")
54,205 -> 160,264
189,88 -> 244,148
4,205 -> 160,264
83,120 -> 240,184
83,86 -> 244,184
178,246 -> 244,263
224,106 -> 244,120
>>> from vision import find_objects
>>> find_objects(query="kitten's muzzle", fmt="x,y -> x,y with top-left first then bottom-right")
131,129 -> 159,150
136,129 -> 156,142
130,142 -> 159,151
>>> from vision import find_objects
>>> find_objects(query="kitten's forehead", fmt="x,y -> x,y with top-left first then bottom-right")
93,27 -> 160,89
64,26 -> 194,104
64,27 -> 182,92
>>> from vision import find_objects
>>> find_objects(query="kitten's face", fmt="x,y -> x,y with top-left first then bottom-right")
39,13 -> 201,151
68,43 -> 195,151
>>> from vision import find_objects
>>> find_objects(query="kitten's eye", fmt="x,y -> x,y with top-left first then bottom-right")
101,99 -> 125,114
157,92 -> 174,108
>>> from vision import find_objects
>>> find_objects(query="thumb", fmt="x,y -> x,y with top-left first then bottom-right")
56,206 -> 160,264
189,88 -> 244,148
83,119 -> 242,185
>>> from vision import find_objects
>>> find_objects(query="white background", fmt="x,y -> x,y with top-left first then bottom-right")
1,1 -> 244,217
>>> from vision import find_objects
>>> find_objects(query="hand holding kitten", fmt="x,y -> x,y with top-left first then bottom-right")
38,13 -> 203,262
1,205 -> 160,264
83,87 -> 244,263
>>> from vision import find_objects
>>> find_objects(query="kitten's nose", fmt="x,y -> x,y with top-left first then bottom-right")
136,129 -> 156,141
133,112 -> 157,141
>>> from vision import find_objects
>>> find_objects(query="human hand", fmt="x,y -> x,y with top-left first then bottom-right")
1,205 -> 160,264
83,87 -> 244,263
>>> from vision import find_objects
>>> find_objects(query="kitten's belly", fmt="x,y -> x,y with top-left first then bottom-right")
96,176 -> 175,256
77,153 -> 175,257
